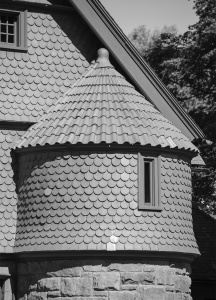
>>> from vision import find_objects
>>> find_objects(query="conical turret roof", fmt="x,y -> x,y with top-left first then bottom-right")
15,49 -> 197,153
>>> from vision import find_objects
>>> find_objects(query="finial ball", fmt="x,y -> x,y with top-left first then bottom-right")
96,48 -> 112,68
97,48 -> 109,60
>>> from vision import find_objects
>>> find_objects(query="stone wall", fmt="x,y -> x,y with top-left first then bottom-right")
17,259 -> 192,300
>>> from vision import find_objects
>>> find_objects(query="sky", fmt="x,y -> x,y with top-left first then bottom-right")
100,0 -> 198,35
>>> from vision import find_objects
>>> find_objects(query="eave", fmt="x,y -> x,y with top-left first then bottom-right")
69,0 -> 205,141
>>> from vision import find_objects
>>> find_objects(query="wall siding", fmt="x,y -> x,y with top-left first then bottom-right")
15,150 -> 198,255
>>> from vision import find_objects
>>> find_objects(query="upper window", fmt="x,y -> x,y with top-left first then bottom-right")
0,10 -> 27,51
138,153 -> 162,210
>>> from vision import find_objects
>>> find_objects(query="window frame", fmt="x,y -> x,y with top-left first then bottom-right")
0,9 -> 27,51
138,152 -> 162,211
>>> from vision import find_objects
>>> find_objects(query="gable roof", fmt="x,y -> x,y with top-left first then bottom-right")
68,0 -> 205,142
14,49 -> 198,154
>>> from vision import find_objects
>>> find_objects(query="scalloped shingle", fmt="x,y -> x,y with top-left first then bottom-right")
0,11 -> 97,122
15,150 -> 199,255
0,129 -> 25,253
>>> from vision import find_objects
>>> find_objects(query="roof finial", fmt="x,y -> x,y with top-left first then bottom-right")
96,48 -> 113,68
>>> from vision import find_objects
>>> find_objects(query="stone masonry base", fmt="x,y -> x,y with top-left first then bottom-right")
17,258 -> 192,300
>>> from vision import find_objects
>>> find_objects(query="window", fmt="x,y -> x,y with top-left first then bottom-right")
0,10 -> 27,51
138,153 -> 161,210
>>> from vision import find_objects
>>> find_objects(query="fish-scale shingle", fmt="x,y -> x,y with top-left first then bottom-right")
14,150 -> 199,254
0,129 -> 25,253
0,11 -> 95,122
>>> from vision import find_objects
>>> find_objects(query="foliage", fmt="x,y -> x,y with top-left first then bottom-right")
128,25 -> 154,56
128,0 -> 216,214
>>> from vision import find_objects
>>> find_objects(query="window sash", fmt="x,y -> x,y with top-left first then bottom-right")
0,9 -> 27,51
138,153 -> 161,210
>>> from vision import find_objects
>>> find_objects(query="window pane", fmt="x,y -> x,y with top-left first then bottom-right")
8,25 -> 14,34
1,24 -> 7,33
1,34 -> 6,42
8,35 -> 14,43
8,16 -> 15,24
1,15 -> 7,24
144,161 -> 151,203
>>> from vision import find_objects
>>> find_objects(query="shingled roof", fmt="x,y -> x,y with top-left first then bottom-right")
69,0 -> 205,141
14,49 -> 198,154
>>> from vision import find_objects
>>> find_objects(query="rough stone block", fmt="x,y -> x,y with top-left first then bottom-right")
93,290 -> 108,297
51,298 -> 97,300
182,294 -> 192,300
143,265 -> 156,272
61,277 -> 93,297
165,292 -> 175,300
83,265 -> 107,272
38,278 -> 60,291
109,264 -> 142,272
27,292 -> 47,300
29,283 -> 38,292
137,285 -> 166,300
122,285 -> 137,291
154,267 -> 175,286
174,276 -> 191,293
121,272 -> 154,284
109,291 -> 136,300
174,293 -> 183,300
82,272 -> 93,278
47,291 -> 61,298
53,298 -> 107,300
30,274 -> 45,292
93,272 -> 120,291
47,267 -> 82,277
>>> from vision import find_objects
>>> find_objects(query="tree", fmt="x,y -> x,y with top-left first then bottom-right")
128,25 -> 153,56
128,1 -> 216,214
181,0 -> 216,214
180,0 -> 216,110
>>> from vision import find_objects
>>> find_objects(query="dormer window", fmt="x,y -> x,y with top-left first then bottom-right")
138,153 -> 162,210
0,10 -> 27,51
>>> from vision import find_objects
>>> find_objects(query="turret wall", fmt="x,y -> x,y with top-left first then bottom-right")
15,149 -> 198,255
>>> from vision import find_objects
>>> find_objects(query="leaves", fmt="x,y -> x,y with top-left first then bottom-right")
128,1 -> 216,214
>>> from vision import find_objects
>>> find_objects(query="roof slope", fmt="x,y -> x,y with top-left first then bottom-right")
69,0 -> 205,141
15,49 -> 197,154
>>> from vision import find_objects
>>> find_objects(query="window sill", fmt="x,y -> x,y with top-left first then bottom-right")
0,44 -> 28,52
138,206 -> 163,211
